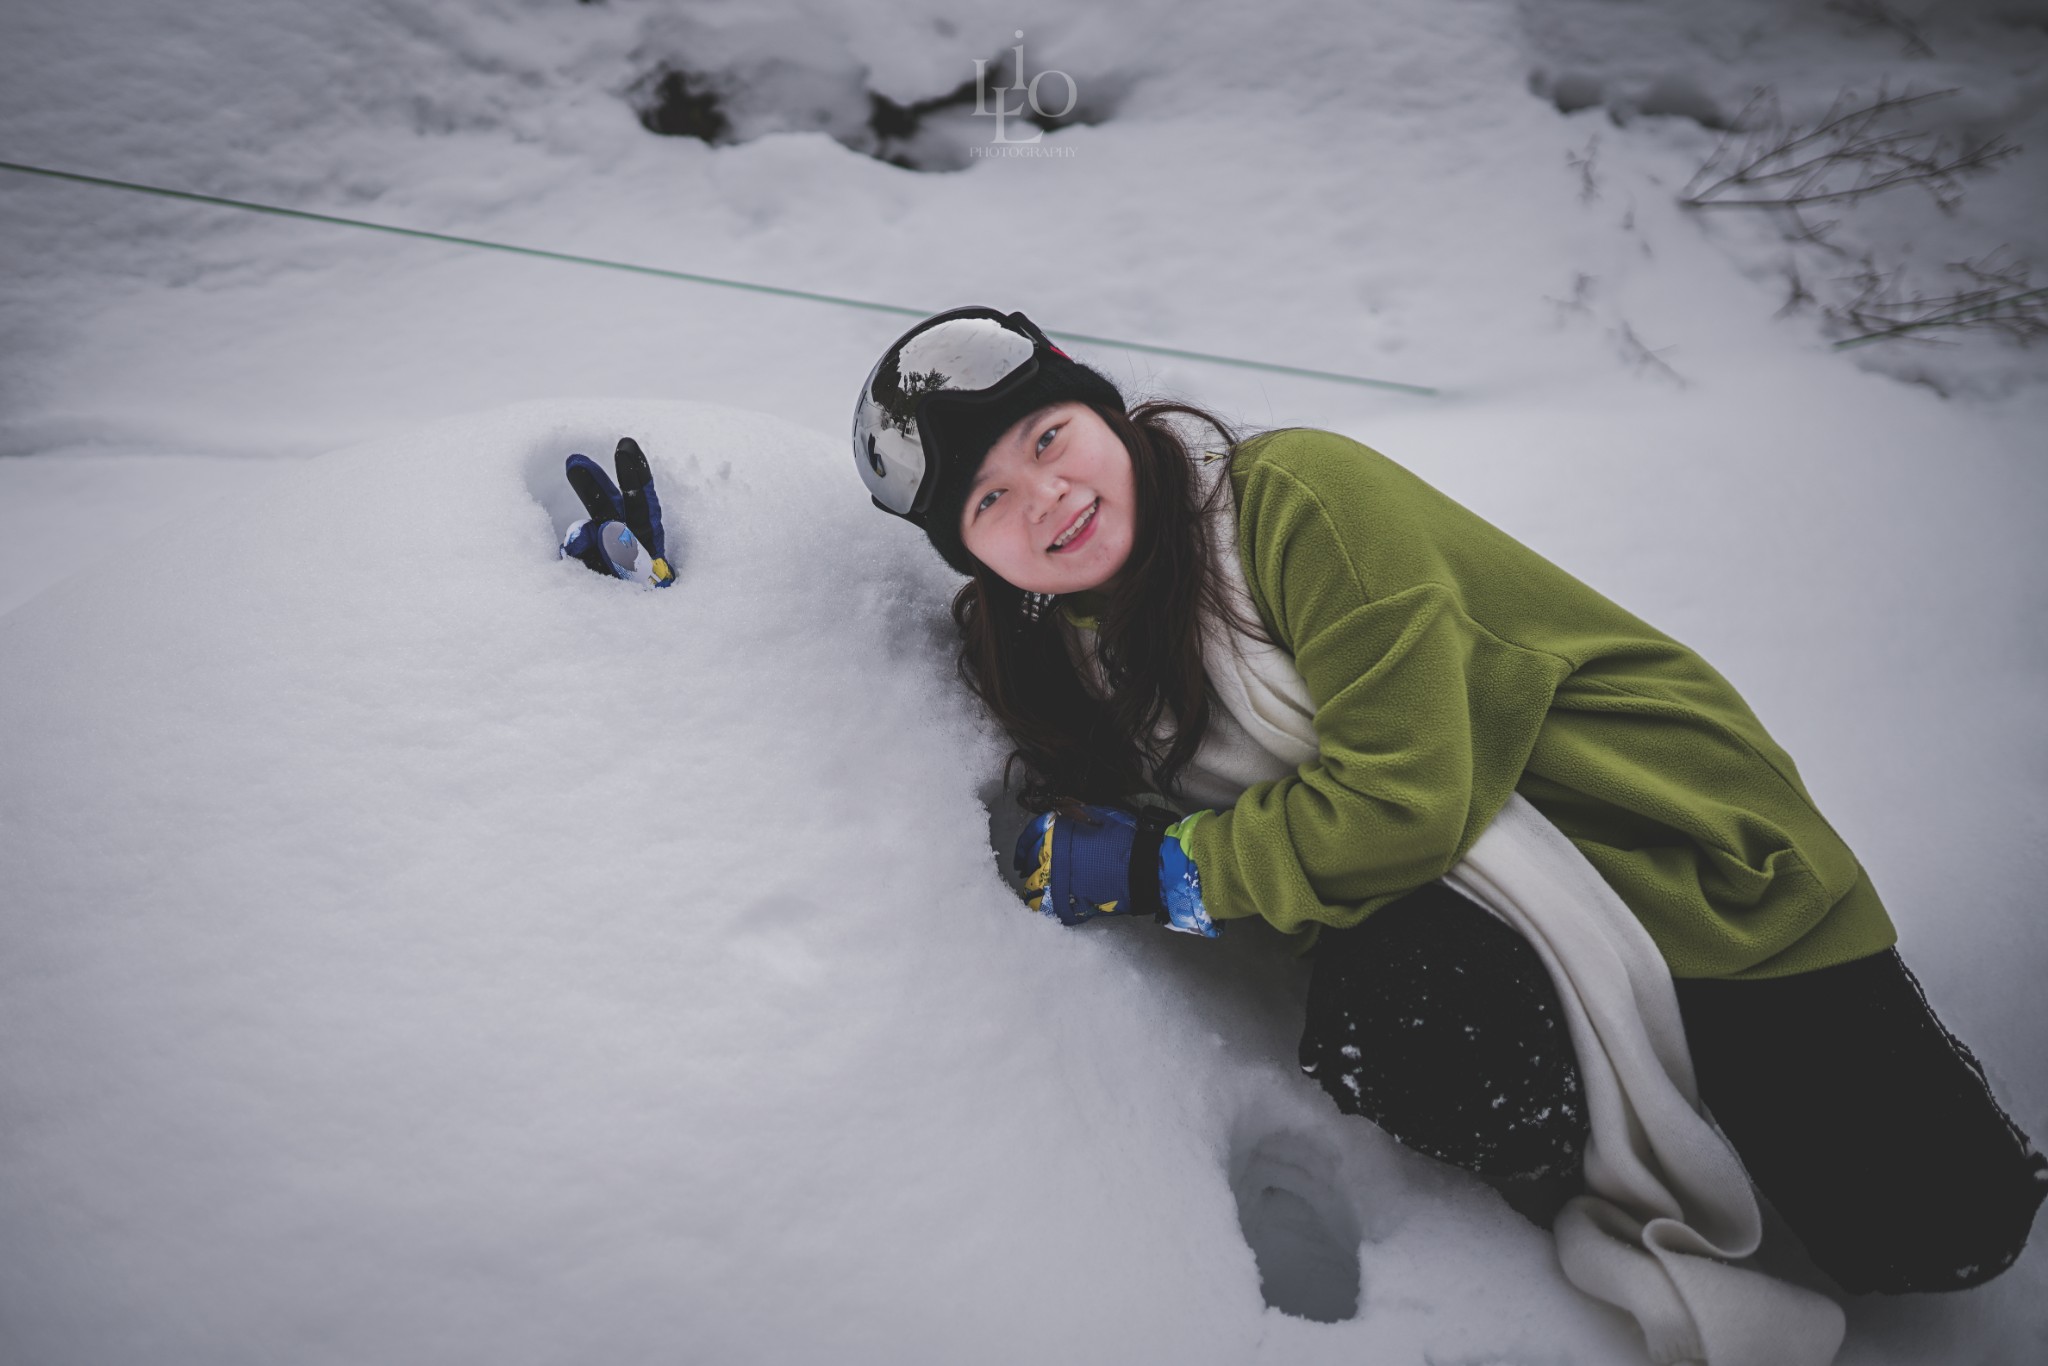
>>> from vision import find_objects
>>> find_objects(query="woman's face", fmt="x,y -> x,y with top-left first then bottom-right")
959,402 -> 1137,595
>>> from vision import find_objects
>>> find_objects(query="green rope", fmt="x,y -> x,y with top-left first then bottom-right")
0,157 -> 1440,397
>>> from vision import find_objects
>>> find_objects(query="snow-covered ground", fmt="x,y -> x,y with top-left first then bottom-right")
2,1 -> 2044,1361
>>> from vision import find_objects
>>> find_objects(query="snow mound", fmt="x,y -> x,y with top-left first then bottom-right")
0,400 -> 1644,1364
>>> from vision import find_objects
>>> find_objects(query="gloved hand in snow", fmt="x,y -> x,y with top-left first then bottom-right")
1013,804 -> 1220,938
559,437 -> 675,587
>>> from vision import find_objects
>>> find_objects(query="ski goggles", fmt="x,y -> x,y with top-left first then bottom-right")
850,306 -> 1058,519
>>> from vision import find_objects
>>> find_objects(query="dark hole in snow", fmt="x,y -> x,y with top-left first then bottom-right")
1231,1132 -> 1361,1323
637,68 -> 731,142
867,75 -> 985,142
629,47 -> 1114,172
1535,69 -> 1605,115
1530,68 -> 1728,130
1633,74 -> 1728,129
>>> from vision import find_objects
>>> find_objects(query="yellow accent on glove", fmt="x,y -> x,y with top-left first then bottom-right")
1023,821 -> 1054,914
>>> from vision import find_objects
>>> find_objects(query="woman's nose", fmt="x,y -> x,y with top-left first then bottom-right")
1026,471 -> 1066,518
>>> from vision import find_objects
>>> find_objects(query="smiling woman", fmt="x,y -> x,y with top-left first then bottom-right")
957,402 -> 1137,596
845,305 -> 2046,1357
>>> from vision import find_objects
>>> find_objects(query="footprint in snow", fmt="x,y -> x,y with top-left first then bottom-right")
1230,1129 -> 1362,1323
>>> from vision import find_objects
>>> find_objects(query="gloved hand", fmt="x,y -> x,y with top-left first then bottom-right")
559,437 -> 675,587
1013,804 -> 1220,938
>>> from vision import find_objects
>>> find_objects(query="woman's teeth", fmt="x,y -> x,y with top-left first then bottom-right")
1050,500 -> 1097,550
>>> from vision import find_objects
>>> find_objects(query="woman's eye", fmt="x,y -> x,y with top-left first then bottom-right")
1036,423 -> 1061,455
975,489 -> 1003,514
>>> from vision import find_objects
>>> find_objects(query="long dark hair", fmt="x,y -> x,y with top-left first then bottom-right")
950,398 -> 1267,811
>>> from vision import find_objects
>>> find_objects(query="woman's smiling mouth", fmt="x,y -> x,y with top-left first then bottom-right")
1048,499 -> 1099,552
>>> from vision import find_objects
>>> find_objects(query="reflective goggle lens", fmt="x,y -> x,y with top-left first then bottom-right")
852,309 -> 1040,517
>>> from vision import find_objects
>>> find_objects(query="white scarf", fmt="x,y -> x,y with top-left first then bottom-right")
1172,461 -> 1846,1366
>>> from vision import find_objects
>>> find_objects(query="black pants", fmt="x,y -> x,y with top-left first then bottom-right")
1299,880 -> 2048,1293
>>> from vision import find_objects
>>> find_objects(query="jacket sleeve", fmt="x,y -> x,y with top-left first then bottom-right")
1186,435 -> 1571,935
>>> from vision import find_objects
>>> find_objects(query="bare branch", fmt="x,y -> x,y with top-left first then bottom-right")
1545,272 -> 1596,326
1783,208 -> 1847,254
1679,86 -> 2016,214
1690,140 -> 2018,210
1776,264 -> 1817,318
1614,321 -> 1687,386
1679,81 -> 2040,360
1566,135 -> 1600,204
1827,251 -> 2048,348
1678,88 -> 1775,204
1827,0 -> 1936,59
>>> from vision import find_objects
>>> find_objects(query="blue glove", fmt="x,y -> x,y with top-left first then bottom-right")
560,438 -> 675,587
1013,804 -> 1220,938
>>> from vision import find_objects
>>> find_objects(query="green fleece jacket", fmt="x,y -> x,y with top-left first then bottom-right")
1184,428 -> 1896,980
